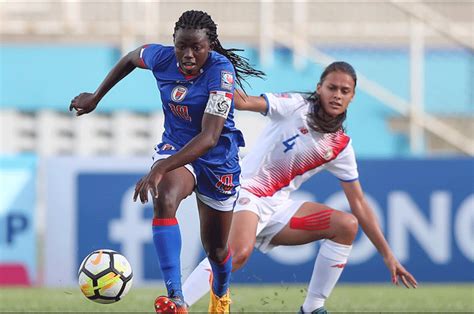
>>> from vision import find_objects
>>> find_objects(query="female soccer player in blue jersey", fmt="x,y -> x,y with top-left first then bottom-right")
182,62 -> 417,313
69,10 -> 264,313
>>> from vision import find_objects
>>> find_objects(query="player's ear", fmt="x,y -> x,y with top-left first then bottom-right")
316,83 -> 322,95
349,87 -> 356,102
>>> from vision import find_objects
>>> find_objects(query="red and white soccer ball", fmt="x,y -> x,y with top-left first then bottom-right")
78,249 -> 133,304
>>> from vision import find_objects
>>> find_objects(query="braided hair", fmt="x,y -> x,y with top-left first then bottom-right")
174,10 -> 265,90
306,61 -> 357,133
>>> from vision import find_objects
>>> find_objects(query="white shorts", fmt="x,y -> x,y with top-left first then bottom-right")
152,152 -> 238,212
152,151 -> 197,183
234,189 -> 304,253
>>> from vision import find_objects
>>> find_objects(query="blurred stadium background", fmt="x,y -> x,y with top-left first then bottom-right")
1,0 -> 473,312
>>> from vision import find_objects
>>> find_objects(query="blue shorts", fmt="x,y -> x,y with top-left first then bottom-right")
152,142 -> 241,211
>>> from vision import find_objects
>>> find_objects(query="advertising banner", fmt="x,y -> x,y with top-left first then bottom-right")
44,157 -> 473,286
235,158 -> 474,283
0,155 -> 37,285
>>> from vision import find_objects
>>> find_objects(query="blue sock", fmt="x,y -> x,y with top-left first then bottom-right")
209,250 -> 232,297
152,218 -> 183,300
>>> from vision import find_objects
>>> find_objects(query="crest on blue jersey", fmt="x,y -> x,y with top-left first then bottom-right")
220,71 -> 234,91
171,86 -> 188,102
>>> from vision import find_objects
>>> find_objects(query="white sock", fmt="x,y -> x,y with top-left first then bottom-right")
182,258 -> 212,306
302,240 -> 352,313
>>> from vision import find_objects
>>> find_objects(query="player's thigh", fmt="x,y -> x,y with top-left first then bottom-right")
152,165 -> 195,215
270,202 -> 340,246
229,211 -> 259,264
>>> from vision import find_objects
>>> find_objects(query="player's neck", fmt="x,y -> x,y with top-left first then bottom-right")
178,66 -> 201,80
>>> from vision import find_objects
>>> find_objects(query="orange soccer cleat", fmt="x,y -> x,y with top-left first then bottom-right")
154,295 -> 188,313
208,272 -> 232,313
208,288 -> 231,313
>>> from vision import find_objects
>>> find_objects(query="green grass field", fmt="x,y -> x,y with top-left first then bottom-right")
1,284 -> 473,312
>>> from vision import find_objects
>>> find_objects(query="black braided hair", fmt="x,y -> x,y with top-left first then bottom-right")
306,61 -> 357,133
173,10 -> 265,90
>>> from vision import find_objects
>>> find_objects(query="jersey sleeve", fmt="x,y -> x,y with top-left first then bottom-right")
261,93 -> 305,120
204,60 -> 236,119
325,140 -> 359,181
140,44 -> 167,71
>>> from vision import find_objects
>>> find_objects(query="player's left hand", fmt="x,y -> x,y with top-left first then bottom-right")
69,92 -> 99,116
133,166 -> 164,203
384,255 -> 418,288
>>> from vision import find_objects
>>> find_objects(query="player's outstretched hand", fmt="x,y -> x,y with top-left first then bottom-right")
384,255 -> 418,288
69,92 -> 98,116
133,167 -> 164,204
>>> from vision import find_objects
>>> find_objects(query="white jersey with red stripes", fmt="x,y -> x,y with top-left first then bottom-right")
241,92 -> 358,204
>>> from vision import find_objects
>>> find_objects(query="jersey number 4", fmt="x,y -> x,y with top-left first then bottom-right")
282,134 -> 300,153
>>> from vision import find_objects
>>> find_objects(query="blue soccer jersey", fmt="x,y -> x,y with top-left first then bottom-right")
140,44 -> 244,201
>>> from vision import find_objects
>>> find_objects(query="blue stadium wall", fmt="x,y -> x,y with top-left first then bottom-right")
2,44 -> 473,157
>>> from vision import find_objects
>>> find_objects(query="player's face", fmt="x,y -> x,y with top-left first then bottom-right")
174,28 -> 212,76
316,71 -> 355,117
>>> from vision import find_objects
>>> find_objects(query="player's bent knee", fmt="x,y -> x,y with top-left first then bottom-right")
232,245 -> 253,270
337,212 -> 358,240
153,193 -> 179,218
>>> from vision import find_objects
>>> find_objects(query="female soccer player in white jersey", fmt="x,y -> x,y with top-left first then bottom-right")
182,61 -> 417,313
69,10 -> 264,314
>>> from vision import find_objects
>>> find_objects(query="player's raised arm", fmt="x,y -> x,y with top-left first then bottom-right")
234,90 -> 267,113
69,46 -> 145,116
340,179 -> 418,288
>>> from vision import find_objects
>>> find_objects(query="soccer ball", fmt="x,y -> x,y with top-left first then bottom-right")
78,249 -> 133,304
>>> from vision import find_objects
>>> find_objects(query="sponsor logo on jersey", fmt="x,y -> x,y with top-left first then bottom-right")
238,197 -> 251,205
299,127 -> 309,135
323,147 -> 334,160
220,71 -> 234,90
171,86 -> 188,102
